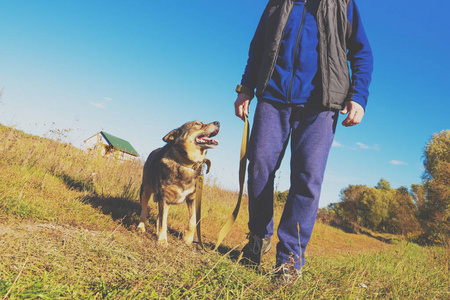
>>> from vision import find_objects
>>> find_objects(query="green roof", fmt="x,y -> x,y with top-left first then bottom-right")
101,131 -> 139,156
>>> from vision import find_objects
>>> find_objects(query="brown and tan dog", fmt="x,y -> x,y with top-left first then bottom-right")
138,121 -> 220,245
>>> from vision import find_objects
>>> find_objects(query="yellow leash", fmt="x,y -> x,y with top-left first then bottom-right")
196,114 -> 250,251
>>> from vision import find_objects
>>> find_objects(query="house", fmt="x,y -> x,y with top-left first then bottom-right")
84,131 -> 139,161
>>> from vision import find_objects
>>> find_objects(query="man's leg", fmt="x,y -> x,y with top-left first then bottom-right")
276,105 -> 338,269
247,100 -> 292,238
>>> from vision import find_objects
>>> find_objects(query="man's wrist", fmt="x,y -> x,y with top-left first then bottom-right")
236,85 -> 254,99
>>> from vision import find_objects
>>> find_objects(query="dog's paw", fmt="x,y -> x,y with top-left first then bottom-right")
137,222 -> 146,233
157,239 -> 168,247
183,235 -> 194,246
183,226 -> 195,246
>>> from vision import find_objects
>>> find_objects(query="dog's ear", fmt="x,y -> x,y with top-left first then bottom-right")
163,128 -> 181,143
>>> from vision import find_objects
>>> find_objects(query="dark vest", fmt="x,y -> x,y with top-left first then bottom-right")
256,0 -> 352,109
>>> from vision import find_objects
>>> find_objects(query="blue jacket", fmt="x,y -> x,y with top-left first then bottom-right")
241,0 -> 373,110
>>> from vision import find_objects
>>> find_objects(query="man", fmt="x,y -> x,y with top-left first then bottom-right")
234,0 -> 373,284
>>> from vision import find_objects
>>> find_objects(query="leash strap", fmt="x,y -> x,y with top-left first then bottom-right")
196,115 -> 250,251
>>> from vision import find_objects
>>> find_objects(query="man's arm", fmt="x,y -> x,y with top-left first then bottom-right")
234,5 -> 269,121
240,7 -> 268,93
342,0 -> 373,126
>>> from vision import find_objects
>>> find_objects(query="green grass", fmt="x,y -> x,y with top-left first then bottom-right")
0,124 -> 449,299
1,226 -> 448,299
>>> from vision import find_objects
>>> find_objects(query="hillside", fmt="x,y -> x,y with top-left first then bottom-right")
0,124 -> 448,299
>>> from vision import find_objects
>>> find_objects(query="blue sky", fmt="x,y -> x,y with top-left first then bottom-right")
1,0 -> 449,208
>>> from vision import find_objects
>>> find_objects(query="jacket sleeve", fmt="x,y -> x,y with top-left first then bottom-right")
346,0 -> 374,110
240,7 -> 268,93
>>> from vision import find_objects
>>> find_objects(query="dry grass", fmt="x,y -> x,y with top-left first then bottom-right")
0,124 -> 449,299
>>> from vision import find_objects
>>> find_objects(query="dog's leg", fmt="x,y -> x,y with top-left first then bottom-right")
157,201 -> 169,246
183,198 -> 196,246
138,184 -> 152,232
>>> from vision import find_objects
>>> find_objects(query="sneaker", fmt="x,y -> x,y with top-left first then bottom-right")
239,232 -> 272,267
271,262 -> 301,286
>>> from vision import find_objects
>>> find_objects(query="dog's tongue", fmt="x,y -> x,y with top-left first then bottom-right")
197,136 -> 219,145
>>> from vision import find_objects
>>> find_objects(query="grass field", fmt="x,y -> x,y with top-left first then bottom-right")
0,124 -> 449,299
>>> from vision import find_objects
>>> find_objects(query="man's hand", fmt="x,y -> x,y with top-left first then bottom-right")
341,101 -> 364,127
234,93 -> 252,121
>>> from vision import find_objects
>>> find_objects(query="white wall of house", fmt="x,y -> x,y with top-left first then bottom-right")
84,133 -> 110,156
84,133 -> 138,161
117,151 -> 138,161
84,134 -> 105,149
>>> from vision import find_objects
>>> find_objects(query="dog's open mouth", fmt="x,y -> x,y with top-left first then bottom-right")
195,129 -> 219,146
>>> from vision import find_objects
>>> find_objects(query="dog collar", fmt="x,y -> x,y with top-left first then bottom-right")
172,149 -> 211,173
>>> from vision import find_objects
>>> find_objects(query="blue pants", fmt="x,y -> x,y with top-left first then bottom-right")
247,99 -> 338,269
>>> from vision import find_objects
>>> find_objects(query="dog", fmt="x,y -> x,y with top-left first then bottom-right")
138,121 -> 220,246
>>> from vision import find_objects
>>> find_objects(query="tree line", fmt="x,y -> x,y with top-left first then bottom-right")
319,130 -> 450,245
277,130 -> 449,245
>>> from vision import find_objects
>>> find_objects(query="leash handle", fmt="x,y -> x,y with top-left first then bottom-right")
196,115 -> 250,251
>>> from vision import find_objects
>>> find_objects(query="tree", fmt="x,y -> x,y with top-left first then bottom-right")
387,187 -> 421,236
411,183 -> 426,211
419,130 -> 450,244
376,178 -> 391,191
337,184 -> 367,223
332,179 -> 420,236
359,186 -> 391,231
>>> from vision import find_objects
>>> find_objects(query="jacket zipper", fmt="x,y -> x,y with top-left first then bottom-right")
287,0 -> 308,104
